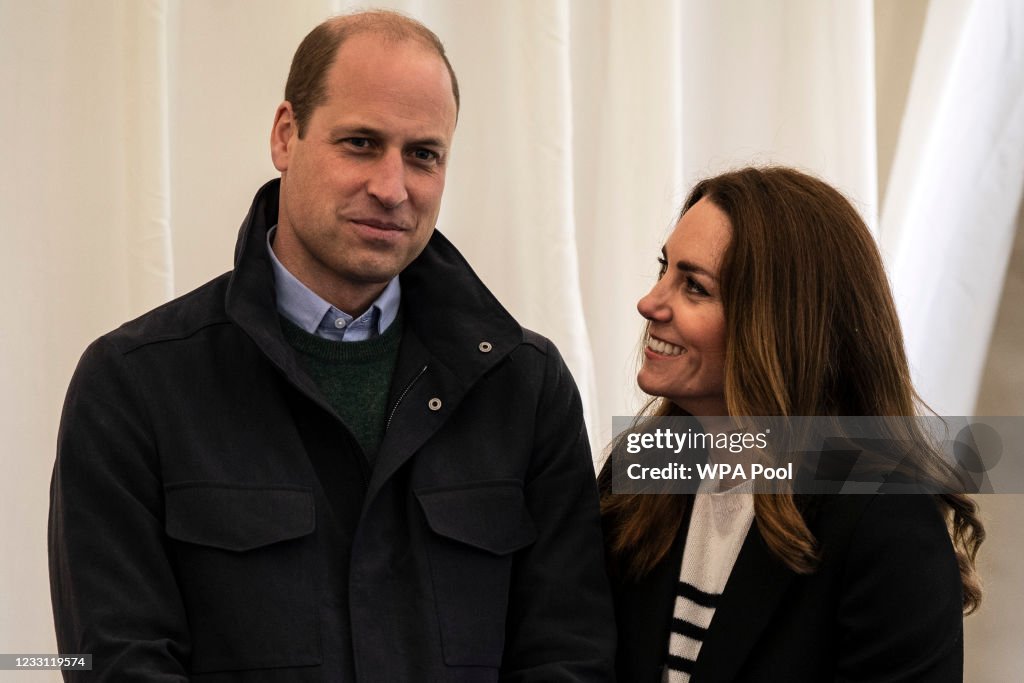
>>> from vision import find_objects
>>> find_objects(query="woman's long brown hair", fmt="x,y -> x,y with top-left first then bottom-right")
601,166 -> 984,613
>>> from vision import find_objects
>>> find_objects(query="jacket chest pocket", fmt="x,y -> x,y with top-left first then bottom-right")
416,481 -> 538,669
164,483 -> 321,674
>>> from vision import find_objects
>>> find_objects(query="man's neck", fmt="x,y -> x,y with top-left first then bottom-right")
271,237 -> 386,317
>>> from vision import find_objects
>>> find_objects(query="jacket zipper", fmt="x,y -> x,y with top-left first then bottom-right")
385,364 -> 428,431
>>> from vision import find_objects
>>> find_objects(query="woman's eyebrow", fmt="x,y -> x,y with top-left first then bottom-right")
662,246 -> 718,281
675,259 -> 718,280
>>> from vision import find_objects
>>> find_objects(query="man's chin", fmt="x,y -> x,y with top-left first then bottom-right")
340,264 -> 406,286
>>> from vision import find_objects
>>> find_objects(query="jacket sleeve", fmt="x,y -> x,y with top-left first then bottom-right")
836,494 -> 964,682
49,337 -> 191,681
499,338 -> 616,682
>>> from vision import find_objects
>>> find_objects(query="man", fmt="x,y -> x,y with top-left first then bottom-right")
49,11 -> 614,681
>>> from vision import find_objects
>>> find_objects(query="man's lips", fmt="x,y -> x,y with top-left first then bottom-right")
349,217 -> 410,231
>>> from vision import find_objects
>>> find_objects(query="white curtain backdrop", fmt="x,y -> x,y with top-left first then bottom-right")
2,0 -> 1022,678
881,0 -> 1024,416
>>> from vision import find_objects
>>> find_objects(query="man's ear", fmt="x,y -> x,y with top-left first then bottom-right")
270,102 -> 297,172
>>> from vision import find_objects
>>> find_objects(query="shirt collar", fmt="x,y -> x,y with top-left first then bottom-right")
266,226 -> 401,341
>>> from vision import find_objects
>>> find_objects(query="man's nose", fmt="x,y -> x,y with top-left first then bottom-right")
367,150 -> 408,209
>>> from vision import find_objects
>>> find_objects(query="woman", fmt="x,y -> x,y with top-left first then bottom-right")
600,167 -> 983,682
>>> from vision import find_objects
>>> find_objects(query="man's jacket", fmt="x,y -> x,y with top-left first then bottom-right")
49,179 -> 615,681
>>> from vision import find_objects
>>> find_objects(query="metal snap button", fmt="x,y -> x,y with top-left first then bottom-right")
428,398 -> 442,411
478,341 -> 493,353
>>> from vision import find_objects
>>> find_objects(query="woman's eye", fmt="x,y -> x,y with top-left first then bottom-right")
686,276 -> 709,296
656,257 -> 668,278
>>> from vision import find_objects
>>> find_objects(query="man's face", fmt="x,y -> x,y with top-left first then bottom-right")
270,33 -> 458,313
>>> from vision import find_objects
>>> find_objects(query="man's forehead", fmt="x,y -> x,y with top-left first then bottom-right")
322,34 -> 456,119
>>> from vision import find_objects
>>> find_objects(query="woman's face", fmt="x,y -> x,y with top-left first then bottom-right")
637,197 -> 730,416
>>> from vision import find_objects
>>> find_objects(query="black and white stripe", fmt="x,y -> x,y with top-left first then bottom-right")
665,492 -> 753,683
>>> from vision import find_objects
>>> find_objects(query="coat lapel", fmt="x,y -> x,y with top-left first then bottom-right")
363,231 -> 523,507
690,524 -> 796,682
610,497 -> 693,683
365,328 -> 465,505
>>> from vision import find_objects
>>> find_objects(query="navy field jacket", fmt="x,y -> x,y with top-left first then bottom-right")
50,179 -> 615,682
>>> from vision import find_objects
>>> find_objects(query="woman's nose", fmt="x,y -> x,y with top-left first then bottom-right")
637,284 -> 670,322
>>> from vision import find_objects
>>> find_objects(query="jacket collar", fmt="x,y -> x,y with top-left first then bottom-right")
395,206 -> 524,384
226,180 -> 322,404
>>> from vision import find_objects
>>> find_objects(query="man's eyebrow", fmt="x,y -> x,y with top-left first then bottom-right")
407,136 -> 448,152
328,125 -> 383,139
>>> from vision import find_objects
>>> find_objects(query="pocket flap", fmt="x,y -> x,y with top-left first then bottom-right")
416,481 -> 537,555
165,484 -> 315,552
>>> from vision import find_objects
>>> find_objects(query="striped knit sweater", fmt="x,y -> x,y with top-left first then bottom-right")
665,491 -> 754,682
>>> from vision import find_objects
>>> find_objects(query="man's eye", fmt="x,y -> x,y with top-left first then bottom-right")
343,138 -> 371,149
411,148 -> 439,163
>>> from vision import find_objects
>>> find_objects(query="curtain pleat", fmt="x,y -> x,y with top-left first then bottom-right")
880,0 -> 1024,414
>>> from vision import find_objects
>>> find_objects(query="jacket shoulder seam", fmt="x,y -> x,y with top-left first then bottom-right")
104,273 -> 233,355
520,328 -> 552,354
118,319 -> 234,355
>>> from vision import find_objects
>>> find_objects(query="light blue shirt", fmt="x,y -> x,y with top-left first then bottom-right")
267,226 -> 401,342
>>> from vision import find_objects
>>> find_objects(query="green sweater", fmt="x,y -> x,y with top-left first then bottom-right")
281,313 -> 403,459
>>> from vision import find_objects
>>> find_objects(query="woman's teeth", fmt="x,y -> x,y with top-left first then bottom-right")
648,337 -> 684,356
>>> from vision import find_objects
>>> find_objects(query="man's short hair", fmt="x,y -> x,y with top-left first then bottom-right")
285,10 -> 460,138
